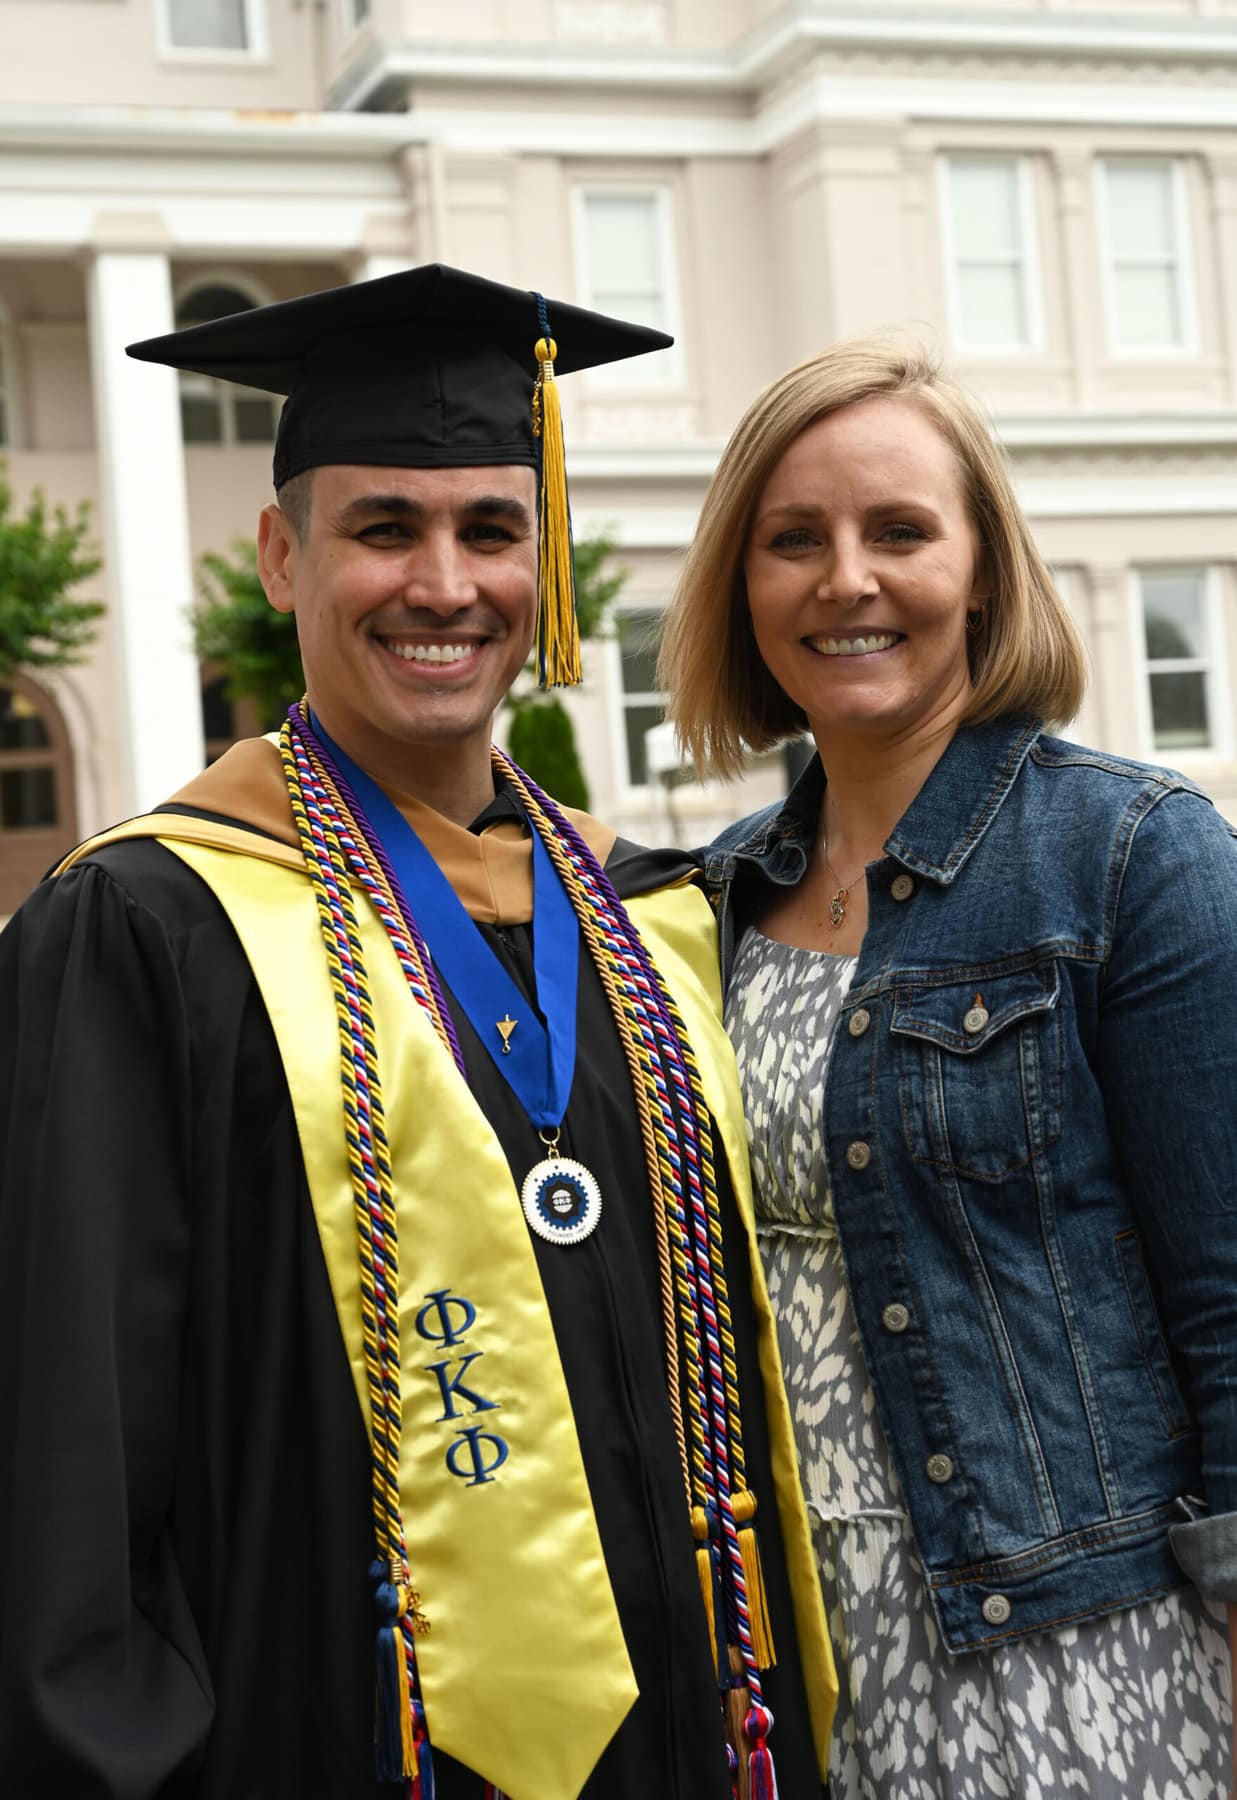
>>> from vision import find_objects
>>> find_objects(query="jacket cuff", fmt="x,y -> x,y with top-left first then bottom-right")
1169,1508 -> 1237,1600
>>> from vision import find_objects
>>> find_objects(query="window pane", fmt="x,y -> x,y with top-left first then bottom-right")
950,160 -> 1020,258
1142,571 -> 1206,661
1,766 -> 56,828
1106,164 -> 1174,260
957,264 -> 1026,346
1149,671 -> 1209,750
234,391 -> 277,442
166,0 -> 248,48
180,385 -> 223,444
585,196 -> 661,296
0,689 -> 51,751
1114,266 -> 1180,347
178,284 -> 254,325
617,610 -> 664,696
624,702 -> 663,787
200,675 -> 235,742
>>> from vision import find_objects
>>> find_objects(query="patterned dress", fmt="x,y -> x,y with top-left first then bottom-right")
725,927 -> 1232,1800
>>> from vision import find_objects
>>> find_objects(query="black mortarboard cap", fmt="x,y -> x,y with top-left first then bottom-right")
125,262 -> 673,491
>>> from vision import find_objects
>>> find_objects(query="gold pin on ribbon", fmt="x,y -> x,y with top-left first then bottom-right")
497,1014 -> 517,1055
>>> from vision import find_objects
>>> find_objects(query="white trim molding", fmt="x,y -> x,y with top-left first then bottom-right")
329,7 -> 1237,111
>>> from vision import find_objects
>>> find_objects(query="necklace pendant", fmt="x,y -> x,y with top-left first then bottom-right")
829,889 -> 848,929
521,1149 -> 603,1246
496,1013 -> 517,1054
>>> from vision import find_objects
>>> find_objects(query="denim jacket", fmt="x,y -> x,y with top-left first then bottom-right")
705,714 -> 1237,1653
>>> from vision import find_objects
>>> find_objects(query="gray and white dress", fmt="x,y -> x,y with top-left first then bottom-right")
725,927 -> 1232,1800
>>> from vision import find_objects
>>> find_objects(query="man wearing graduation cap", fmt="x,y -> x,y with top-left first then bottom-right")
0,265 -> 835,1799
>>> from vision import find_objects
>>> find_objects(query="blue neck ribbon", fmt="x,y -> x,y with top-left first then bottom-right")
308,715 -> 580,1132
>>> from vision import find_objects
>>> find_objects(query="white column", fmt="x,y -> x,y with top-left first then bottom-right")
86,248 -> 205,814
349,255 -> 415,283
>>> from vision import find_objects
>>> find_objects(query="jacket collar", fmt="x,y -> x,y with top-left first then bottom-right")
887,714 -> 1042,884
723,715 -> 1042,886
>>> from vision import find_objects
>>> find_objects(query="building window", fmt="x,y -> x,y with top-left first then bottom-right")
163,0 -> 259,50
1138,568 -> 1226,754
345,0 -> 370,27
574,190 -> 679,383
176,283 -> 278,446
0,677 -> 78,917
1099,160 -> 1194,352
941,156 -> 1040,352
615,607 -> 667,786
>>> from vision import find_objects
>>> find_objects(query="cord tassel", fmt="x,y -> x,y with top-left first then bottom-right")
745,1704 -> 779,1800
414,1699 -> 436,1800
731,1490 -> 777,1670
532,332 -> 581,688
372,1562 -> 418,1782
693,1504 -> 727,1682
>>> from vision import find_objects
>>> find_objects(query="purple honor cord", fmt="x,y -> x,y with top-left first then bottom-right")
305,711 -> 580,1132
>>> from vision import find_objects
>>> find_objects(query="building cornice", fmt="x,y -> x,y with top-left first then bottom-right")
0,103 -> 421,158
330,5 -> 1237,112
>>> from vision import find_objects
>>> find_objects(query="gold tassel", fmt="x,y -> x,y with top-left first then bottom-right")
692,1505 -> 719,1676
395,1601 -> 417,1777
731,1490 -> 777,1670
532,335 -> 581,689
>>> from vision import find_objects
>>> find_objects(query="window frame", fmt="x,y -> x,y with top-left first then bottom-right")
156,0 -> 269,62
605,600 -> 672,797
1096,157 -> 1198,358
571,185 -> 684,387
174,274 -> 278,448
1130,564 -> 1231,764
0,303 -> 12,450
938,153 -> 1044,357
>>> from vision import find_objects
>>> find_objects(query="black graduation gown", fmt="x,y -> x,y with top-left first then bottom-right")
0,804 -> 823,1800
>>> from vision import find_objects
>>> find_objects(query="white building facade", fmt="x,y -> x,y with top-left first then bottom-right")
1,0 -> 1236,911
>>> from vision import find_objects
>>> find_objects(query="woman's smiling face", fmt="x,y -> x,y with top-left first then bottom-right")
743,393 -> 984,749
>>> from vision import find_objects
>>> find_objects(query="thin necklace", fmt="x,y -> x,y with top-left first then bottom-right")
821,840 -> 866,929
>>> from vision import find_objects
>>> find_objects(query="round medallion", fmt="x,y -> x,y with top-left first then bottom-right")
520,1155 -> 603,1246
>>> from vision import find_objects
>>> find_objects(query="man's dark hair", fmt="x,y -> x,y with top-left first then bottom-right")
276,470 -> 314,542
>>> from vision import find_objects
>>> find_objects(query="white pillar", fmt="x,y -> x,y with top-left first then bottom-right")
86,248 -> 205,814
350,255 -> 415,283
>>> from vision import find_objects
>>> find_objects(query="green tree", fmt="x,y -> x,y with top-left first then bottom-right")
191,539 -> 303,728
0,471 -> 104,677
505,530 -> 628,811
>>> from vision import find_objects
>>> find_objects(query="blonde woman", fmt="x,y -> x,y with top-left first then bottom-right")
662,338 -> 1237,1798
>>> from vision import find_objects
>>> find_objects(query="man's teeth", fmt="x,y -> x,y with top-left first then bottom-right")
387,641 -> 475,664
812,632 -> 899,657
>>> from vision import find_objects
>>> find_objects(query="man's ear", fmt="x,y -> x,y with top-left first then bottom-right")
258,503 -> 297,615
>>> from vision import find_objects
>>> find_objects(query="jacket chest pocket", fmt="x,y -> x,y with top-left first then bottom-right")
891,965 -> 1063,1183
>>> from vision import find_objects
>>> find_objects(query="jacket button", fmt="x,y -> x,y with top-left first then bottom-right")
849,1008 -> 871,1038
881,1302 -> 910,1333
926,1453 -> 954,1483
982,1594 -> 1012,1627
846,1141 -> 871,1171
963,1005 -> 990,1035
890,873 -> 915,902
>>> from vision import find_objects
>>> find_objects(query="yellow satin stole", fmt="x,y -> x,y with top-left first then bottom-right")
56,818 -> 836,1789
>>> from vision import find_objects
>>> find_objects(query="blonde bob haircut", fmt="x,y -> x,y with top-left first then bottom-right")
661,336 -> 1087,778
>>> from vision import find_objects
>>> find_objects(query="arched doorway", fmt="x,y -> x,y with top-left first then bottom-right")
0,675 -> 78,917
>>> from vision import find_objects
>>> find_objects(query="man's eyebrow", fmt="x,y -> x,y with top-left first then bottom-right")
336,492 -> 533,527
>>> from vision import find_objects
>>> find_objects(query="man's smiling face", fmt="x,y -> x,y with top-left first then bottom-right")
259,462 -> 538,791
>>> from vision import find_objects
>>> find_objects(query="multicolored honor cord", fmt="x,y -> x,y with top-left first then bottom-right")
279,701 -> 779,1799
